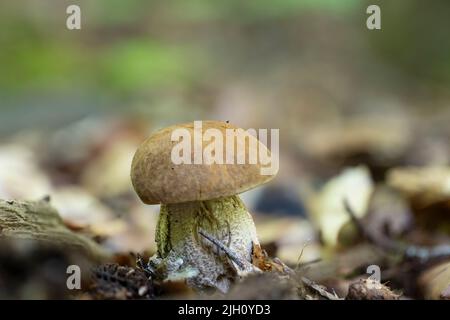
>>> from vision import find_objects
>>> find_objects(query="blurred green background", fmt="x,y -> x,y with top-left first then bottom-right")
2,0 -> 450,133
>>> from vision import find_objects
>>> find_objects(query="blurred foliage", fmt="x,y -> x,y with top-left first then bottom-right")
99,40 -> 196,94
0,0 -> 449,128
0,0 -> 359,96
367,0 -> 450,85
164,0 -> 359,22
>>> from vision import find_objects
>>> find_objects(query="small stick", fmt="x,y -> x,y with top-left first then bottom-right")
200,230 -> 341,299
273,257 -> 342,300
135,253 -> 154,277
198,229 -> 258,272
301,276 -> 342,300
343,199 -> 400,252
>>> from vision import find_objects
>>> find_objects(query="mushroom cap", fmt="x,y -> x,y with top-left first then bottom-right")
131,121 -> 277,204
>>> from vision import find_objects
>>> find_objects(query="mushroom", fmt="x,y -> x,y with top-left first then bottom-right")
130,121 -> 277,293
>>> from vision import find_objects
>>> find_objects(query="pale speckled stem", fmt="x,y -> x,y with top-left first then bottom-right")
152,195 -> 259,293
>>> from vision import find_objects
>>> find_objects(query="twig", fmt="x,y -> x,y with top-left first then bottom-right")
273,256 -> 342,300
301,276 -> 342,300
135,253 -> 154,278
343,199 -> 400,252
294,241 -> 309,271
198,229 -> 258,272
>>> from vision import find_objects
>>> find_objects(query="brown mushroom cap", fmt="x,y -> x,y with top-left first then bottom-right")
131,121 -> 276,204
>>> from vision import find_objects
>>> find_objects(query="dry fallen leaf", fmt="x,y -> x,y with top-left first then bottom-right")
387,166 -> 450,233
101,204 -> 158,254
309,166 -> 374,246
81,136 -> 140,198
51,186 -> 116,231
0,144 -> 52,200
387,166 -> 450,207
418,260 -> 450,300
365,185 -> 413,238
302,116 -> 411,161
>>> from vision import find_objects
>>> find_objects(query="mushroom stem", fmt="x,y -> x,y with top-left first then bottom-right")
151,195 -> 260,292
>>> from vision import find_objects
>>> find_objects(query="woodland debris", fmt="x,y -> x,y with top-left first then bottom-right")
201,229 -> 340,300
263,254 -> 342,300
0,144 -> 53,199
51,186 -> 116,232
199,229 -> 261,275
301,276 -> 342,300
418,260 -> 450,300
0,238 -> 93,299
346,279 -> 400,300
302,116 -> 411,162
344,199 -> 450,262
0,198 -> 111,263
387,166 -> 450,207
387,166 -> 450,233
89,263 -> 154,300
309,166 -> 374,246
221,273 -> 298,300
255,216 -> 320,265
301,244 -> 386,282
365,186 -> 413,239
